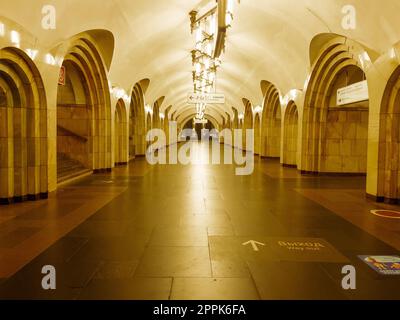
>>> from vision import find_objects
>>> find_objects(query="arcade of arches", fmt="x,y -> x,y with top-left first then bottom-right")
1,1 -> 400,300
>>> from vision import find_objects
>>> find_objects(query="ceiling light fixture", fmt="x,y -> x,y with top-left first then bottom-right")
189,0 -> 239,120
10,30 -> 20,46
145,104 -> 153,114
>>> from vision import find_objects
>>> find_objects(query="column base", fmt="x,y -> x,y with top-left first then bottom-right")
300,170 -> 366,177
282,164 -> 297,169
93,168 -> 112,174
0,192 -> 48,205
366,193 -> 399,204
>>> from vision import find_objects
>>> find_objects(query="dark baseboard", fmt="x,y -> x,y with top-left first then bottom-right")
366,193 -> 400,204
129,155 -> 145,162
366,193 -> 385,203
0,197 -> 13,205
282,164 -> 297,169
93,168 -> 112,174
300,170 -> 366,177
300,170 -> 319,176
40,192 -> 49,200
27,194 -> 41,201
0,192 -> 48,205
13,195 -> 28,203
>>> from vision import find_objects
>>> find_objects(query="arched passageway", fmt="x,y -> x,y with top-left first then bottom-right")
145,111 -> 152,150
163,106 -> 172,146
114,99 -> 128,166
56,37 -> 111,182
129,80 -> 148,159
254,113 -> 261,155
242,99 -> 253,151
261,82 -> 281,158
283,101 -> 299,167
232,108 -> 239,131
152,96 -> 164,130
302,38 -> 369,174
225,113 -> 232,130
377,65 -> 400,202
0,47 -> 48,204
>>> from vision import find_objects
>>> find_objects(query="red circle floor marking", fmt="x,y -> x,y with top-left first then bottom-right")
371,210 -> 400,219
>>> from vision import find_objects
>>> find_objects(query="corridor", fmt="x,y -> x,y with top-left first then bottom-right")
1,143 -> 400,300
2,0 -> 400,304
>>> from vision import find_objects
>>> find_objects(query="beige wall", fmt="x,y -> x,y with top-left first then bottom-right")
320,109 -> 368,173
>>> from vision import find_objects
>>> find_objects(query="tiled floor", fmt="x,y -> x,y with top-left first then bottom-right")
1,143 -> 400,300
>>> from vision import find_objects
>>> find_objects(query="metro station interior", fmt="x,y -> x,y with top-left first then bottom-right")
1,0 -> 400,301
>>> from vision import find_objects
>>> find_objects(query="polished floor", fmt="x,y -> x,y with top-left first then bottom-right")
1,144 -> 400,300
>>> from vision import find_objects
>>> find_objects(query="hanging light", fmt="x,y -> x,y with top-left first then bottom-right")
253,105 -> 263,113
189,1 -> 239,120
209,14 -> 216,35
10,30 -> 20,46
26,49 -> 39,60
226,0 -> 234,27
195,62 -> 201,74
45,53 -> 56,65
204,58 -> 210,70
145,104 -> 153,114
0,23 -> 5,37
196,28 -> 202,43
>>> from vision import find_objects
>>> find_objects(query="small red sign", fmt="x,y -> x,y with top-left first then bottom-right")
58,66 -> 66,85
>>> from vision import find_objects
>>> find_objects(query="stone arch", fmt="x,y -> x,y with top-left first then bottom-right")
129,79 -> 148,158
232,108 -> 239,130
254,113 -> 261,155
225,113 -> 232,130
152,96 -> 164,130
114,98 -> 128,166
302,36 -> 370,174
146,112 -> 152,132
231,108 -> 239,147
377,65 -> 400,202
261,81 -> 281,158
0,47 -> 48,204
163,105 -> 172,146
56,36 -> 112,182
219,113 -> 232,145
283,101 -> 299,167
242,99 -> 254,151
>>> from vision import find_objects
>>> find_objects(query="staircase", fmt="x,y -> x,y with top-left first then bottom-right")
57,153 -> 91,183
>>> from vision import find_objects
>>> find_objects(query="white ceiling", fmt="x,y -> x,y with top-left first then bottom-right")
2,0 -> 400,120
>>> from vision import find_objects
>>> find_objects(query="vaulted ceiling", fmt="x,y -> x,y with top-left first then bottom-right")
2,0 -> 400,123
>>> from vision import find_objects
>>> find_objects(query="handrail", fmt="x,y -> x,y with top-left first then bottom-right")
57,125 -> 88,143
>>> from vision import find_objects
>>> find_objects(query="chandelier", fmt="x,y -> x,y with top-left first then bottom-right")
189,0 -> 237,120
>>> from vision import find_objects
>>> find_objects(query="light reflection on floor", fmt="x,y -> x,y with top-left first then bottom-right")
0,144 -> 400,300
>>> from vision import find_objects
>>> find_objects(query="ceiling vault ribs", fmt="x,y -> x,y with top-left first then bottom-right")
1,1 -> 398,128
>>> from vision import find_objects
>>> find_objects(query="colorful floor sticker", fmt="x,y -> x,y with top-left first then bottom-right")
371,210 -> 400,219
359,256 -> 400,275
